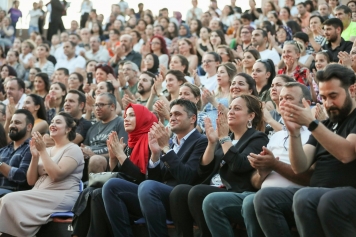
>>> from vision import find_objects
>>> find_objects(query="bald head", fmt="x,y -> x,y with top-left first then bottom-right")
120,34 -> 133,52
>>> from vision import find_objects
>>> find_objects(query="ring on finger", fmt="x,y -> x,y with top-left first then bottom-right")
290,113 -> 293,117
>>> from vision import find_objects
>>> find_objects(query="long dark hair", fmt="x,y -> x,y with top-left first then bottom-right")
27,94 -> 47,121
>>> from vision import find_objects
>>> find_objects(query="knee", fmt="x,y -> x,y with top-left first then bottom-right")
187,184 -> 205,203
88,155 -> 107,174
293,188 -> 314,215
138,180 -> 158,199
170,184 -> 191,203
254,188 -> 280,213
241,194 -> 255,218
202,192 -> 221,215
317,191 -> 340,218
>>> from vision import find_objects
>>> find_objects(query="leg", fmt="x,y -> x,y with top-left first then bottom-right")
188,184 -> 225,237
72,199 -> 91,237
203,192 -> 253,237
241,193 -> 265,237
169,184 -> 194,237
0,188 -> 12,198
254,187 -> 300,237
102,178 -> 142,237
138,180 -> 173,237
87,188 -> 113,237
88,155 -> 107,174
293,187 -> 331,237
318,188 -> 356,237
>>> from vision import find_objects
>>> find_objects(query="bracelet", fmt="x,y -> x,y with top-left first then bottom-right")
219,136 -> 231,145
289,133 -> 301,138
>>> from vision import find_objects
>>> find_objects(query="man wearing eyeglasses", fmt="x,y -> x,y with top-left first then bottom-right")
202,82 -> 312,236
81,92 -> 128,176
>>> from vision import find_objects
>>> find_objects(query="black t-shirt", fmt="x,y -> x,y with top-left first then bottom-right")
75,117 -> 92,142
322,38 -> 353,63
307,108 -> 356,188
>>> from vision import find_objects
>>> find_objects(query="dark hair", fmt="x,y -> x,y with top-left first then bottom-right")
172,54 -> 190,76
255,28 -> 268,38
165,22 -> 179,40
57,112 -> 77,141
241,13 -> 252,21
309,15 -> 325,25
282,6 -> 291,18
52,82 -> 67,109
86,59 -> 98,67
145,53 -> 159,75
335,5 -> 352,15
131,30 -> 141,41
70,72 -> 84,83
0,64 -> 17,78
323,18 -> 344,32
14,109 -> 35,128
268,11 -> 283,26
170,99 -> 198,127
141,71 -> 156,85
235,73 -> 258,96
316,64 -> 355,91
69,33 -> 81,41
27,94 -> 47,121
150,35 -> 169,56
205,51 -> 222,63
90,22 -> 103,36
56,68 -> 69,76
68,89 -> 86,105
297,2 -> 306,7
144,14 -> 154,25
98,92 -> 117,109
305,0 -> 315,12
110,29 -> 121,36
34,72 -> 50,93
95,64 -> 115,76
212,30 -> 227,45
0,124 -> 7,148
179,38 -> 196,55
286,20 -> 302,35
316,51 -> 331,63
237,95 -> 264,131
347,0 -> 356,8
261,21 -> 276,36
256,59 -> 276,92
283,82 -> 312,102
275,74 -> 295,83
9,78 -> 25,91
181,83 -> 202,109
190,19 -> 202,35
33,67 -> 41,73
166,70 -> 187,85
217,45 -> 235,62
244,49 -> 261,60
293,32 -> 309,43
0,103 -> 5,114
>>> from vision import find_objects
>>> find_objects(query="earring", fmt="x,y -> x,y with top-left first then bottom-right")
247,120 -> 252,129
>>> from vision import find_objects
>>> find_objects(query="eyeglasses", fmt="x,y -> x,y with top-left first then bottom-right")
94,103 -> 112,108
150,42 -> 161,45
285,40 -> 302,53
122,68 -> 132,72
202,59 -> 214,64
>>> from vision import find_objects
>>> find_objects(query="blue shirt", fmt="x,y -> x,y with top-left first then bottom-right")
0,138 -> 32,190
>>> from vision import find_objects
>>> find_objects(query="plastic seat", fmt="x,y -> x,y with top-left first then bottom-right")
50,180 -> 83,218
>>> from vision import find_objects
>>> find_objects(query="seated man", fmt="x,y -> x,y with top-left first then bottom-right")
255,64 -> 356,237
0,109 -> 34,196
202,82 -> 313,236
81,92 -> 127,179
136,99 -> 208,237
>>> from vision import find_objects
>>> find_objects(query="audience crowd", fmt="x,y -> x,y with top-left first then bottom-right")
0,0 -> 356,236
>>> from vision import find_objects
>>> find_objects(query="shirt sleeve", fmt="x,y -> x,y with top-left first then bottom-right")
7,146 -> 32,184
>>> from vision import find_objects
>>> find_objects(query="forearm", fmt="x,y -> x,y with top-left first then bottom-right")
146,93 -> 157,111
109,157 -> 119,171
221,141 -> 233,155
250,171 -> 263,189
289,135 -> 311,173
39,150 -> 63,181
309,84 -> 317,103
266,119 -> 283,132
273,160 -> 311,186
0,163 -> 11,178
26,157 -> 39,186
201,142 -> 217,165
312,124 -> 356,163
309,37 -> 321,52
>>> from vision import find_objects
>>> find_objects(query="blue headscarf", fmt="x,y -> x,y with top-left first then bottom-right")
179,23 -> 191,39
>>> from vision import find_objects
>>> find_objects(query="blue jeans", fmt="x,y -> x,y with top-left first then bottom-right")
0,188 -> 12,197
241,193 -> 265,237
28,25 -> 39,35
102,178 -> 142,237
202,191 -> 255,237
138,180 -> 173,237
254,187 -> 300,237
293,187 -> 356,237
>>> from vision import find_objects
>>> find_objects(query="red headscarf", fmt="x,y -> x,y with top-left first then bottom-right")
125,103 -> 158,174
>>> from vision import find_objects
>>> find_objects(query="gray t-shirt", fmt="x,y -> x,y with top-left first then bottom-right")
84,116 -> 128,155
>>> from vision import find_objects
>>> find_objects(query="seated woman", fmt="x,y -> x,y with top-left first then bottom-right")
230,73 -> 258,102
45,82 -> 67,124
143,53 -> 159,75
71,104 -> 157,237
252,59 -> 275,107
23,94 -> 48,135
68,72 -> 84,92
0,112 -> 84,236
169,95 -> 269,237
264,75 -> 295,138
150,35 -> 170,68
202,62 -> 237,129
33,72 -> 50,99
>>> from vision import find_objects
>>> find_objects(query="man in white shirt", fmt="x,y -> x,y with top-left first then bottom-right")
3,79 -> 27,109
82,36 -> 110,63
186,0 -> 203,24
55,33 -> 85,61
201,82 -> 313,237
252,29 -> 281,66
55,41 -> 86,74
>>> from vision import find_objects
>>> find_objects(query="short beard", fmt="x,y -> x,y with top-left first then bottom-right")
9,126 -> 27,141
327,33 -> 338,43
326,93 -> 353,123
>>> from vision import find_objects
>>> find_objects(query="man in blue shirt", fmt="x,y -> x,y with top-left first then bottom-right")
0,109 -> 34,196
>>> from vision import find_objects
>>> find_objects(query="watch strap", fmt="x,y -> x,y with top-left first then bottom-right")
219,136 -> 232,145
308,120 -> 319,131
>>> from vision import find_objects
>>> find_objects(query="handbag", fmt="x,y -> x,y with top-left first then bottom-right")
88,172 -> 138,188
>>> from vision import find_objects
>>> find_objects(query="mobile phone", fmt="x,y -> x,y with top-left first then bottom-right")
87,72 -> 93,84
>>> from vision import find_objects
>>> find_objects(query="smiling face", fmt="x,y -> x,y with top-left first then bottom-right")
22,96 -> 39,114
279,8 -> 290,20
282,44 -> 300,62
165,73 -> 182,93
227,97 -> 255,127
169,56 -> 185,72
49,83 -> 65,99
169,104 -> 195,134
230,76 -> 252,98
276,28 -> 287,43
34,76 -> 46,92
124,107 -> 136,133
49,115 -> 69,138
242,52 -> 256,69
315,53 -> 329,71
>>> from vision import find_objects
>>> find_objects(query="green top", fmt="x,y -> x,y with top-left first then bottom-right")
341,21 -> 356,41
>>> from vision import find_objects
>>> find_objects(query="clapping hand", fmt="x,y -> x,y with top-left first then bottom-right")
31,131 -> 46,152
204,117 -> 218,144
107,132 -> 126,161
149,122 -> 170,149
281,98 -> 313,133
216,108 -> 229,139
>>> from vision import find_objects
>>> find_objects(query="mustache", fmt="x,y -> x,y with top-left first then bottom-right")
9,127 -> 18,133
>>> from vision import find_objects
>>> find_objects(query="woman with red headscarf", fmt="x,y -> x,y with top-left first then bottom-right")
71,104 -> 157,237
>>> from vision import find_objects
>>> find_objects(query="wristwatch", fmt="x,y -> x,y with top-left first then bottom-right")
308,120 -> 319,131
219,136 -> 232,145
162,146 -> 170,155
121,85 -> 128,90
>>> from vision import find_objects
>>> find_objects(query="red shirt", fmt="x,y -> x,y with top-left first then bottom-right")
278,65 -> 308,85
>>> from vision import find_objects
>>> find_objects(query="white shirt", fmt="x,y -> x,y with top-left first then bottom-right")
3,94 -> 27,109
20,53 -> 34,65
185,7 -> 203,23
262,127 -> 311,189
55,45 -> 85,61
200,74 -> 218,92
85,47 -> 110,63
259,49 -> 281,66
55,55 -> 86,73
29,9 -> 43,27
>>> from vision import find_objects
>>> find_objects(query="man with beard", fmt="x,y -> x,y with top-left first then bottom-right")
322,18 -> 353,62
254,64 -> 356,237
0,109 -> 34,196
251,29 -> 281,65
115,34 -> 142,68
122,71 -> 156,107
